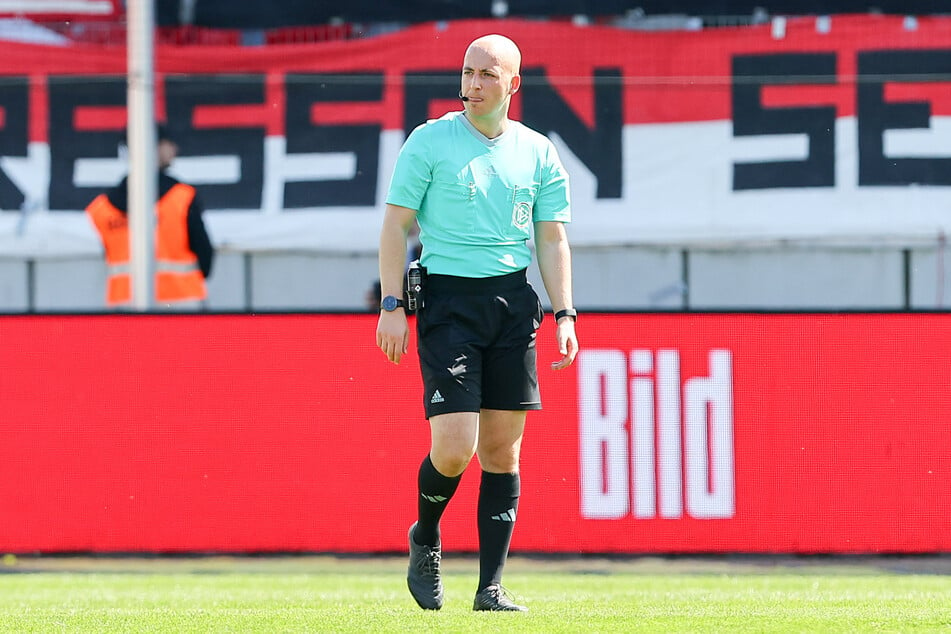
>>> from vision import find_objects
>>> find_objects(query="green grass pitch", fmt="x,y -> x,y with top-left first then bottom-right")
0,555 -> 949,632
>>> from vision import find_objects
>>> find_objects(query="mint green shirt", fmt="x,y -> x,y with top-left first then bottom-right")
386,111 -> 571,278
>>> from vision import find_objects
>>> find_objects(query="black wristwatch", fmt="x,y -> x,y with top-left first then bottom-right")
554,308 -> 577,322
380,295 -> 405,312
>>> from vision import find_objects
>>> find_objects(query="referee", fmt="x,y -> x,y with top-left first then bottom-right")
376,33 -> 578,612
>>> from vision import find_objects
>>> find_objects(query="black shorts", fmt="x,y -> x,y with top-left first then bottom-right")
416,269 -> 545,418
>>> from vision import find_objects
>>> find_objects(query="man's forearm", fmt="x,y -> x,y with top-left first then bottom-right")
379,205 -> 415,299
537,233 -> 574,313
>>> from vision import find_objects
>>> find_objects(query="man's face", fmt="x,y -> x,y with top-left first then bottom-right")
158,139 -> 178,169
460,44 -> 517,118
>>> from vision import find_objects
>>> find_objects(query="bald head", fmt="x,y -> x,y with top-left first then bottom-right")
460,34 -> 522,135
465,34 -> 521,77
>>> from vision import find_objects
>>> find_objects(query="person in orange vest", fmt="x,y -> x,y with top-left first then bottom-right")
86,125 -> 214,309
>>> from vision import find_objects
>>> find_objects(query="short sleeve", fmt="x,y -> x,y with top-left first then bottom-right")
533,140 -> 571,223
386,124 -> 432,211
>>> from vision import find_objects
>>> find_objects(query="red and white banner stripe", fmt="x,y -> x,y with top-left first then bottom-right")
0,0 -> 119,18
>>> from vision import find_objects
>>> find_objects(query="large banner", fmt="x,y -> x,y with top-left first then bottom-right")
1,15 -> 951,256
1,312 -> 948,553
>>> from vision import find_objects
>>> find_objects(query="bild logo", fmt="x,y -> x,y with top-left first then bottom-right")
578,348 -> 735,520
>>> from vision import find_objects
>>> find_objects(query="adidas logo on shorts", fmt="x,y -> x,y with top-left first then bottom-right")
430,390 -> 445,404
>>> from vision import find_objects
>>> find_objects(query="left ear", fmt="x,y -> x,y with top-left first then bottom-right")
510,74 -> 521,95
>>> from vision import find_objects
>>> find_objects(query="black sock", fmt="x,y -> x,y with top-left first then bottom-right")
414,454 -> 462,547
477,470 -> 520,590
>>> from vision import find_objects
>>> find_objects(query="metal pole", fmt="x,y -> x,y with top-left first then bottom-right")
127,0 -> 156,311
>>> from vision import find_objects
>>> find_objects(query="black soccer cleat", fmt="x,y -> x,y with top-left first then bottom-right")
472,584 -> 528,612
407,522 -> 444,610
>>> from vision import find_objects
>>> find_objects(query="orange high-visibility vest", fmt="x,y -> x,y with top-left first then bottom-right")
86,183 -> 207,306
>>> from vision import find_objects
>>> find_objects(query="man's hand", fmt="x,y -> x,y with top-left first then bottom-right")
376,310 -> 409,364
550,319 -> 578,370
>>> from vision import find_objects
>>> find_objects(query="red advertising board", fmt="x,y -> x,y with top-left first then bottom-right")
0,313 -> 949,553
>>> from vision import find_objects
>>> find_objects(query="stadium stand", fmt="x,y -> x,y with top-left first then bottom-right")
1,1 -> 941,47
187,0 -> 941,29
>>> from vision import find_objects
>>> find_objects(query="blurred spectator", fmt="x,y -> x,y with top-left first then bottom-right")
85,125 -> 215,310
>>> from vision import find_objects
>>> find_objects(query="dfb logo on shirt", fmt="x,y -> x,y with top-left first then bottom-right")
512,201 -> 531,229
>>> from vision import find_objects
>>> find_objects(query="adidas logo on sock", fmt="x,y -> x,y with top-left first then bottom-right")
430,390 -> 445,404
421,493 -> 447,503
491,508 -> 517,522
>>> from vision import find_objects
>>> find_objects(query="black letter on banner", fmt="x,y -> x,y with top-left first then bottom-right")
402,71 -> 457,139
285,72 -> 382,207
521,68 -> 622,199
0,78 -> 28,210
858,50 -> 951,186
166,75 -> 266,209
732,54 -> 836,190
48,76 -> 126,210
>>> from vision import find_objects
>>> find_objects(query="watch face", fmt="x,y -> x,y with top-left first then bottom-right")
381,295 -> 399,311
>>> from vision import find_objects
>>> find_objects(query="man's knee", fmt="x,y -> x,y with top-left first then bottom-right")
476,445 -> 520,474
430,449 -> 473,477
429,412 -> 479,476
476,409 -> 525,472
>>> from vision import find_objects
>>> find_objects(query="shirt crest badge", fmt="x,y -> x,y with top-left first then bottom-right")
512,201 -> 532,229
